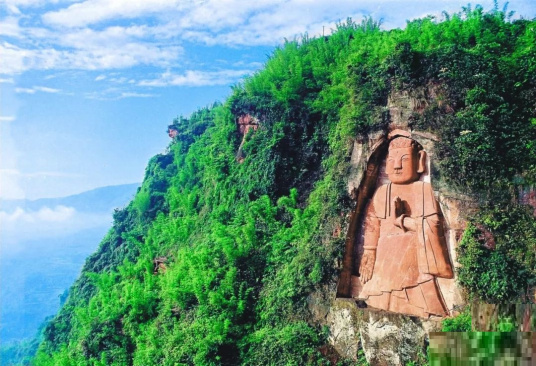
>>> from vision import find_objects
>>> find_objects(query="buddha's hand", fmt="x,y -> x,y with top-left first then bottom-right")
393,196 -> 417,232
393,196 -> 404,218
360,249 -> 376,283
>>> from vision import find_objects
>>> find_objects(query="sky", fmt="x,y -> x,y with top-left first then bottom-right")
1,0 -> 535,200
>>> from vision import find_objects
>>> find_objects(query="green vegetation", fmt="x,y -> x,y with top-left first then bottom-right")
497,316 -> 516,332
441,308 -> 472,332
429,332 -> 529,365
34,5 -> 535,365
457,205 -> 536,303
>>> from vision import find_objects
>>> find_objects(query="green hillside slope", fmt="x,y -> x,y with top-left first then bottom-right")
34,6 -> 535,365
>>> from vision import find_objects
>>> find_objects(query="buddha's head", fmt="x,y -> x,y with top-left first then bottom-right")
386,136 -> 426,184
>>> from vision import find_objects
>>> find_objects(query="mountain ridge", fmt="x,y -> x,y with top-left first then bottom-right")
1,183 -> 140,213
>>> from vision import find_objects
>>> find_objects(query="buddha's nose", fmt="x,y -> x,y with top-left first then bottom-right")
394,158 -> 402,170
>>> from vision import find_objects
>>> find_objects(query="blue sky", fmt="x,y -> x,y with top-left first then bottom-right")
1,0 -> 535,200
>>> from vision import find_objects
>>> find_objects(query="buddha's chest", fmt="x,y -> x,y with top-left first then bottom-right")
388,184 -> 416,217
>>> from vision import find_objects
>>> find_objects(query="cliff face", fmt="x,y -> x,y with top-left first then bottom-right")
35,8 -> 536,366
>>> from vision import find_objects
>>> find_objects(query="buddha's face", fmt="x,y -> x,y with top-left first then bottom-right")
386,146 -> 420,184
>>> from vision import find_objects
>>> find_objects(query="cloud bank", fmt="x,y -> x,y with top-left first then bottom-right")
2,0 -> 522,77
0,205 -> 75,223
0,204 -> 112,251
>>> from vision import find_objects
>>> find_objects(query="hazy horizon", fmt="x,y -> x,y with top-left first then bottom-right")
0,182 -> 139,343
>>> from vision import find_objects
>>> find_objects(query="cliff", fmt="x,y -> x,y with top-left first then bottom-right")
34,7 -> 535,365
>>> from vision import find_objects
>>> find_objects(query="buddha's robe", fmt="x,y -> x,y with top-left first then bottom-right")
359,181 -> 453,317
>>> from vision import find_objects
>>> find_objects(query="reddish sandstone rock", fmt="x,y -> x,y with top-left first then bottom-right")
236,114 -> 260,162
356,133 -> 453,319
168,127 -> 178,138
237,114 -> 259,135
153,256 -> 168,274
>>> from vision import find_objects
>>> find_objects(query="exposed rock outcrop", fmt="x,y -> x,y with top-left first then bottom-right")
359,312 -> 430,366
168,126 -> 179,138
153,256 -> 168,274
236,114 -> 259,162
237,114 -> 259,135
320,86 -> 470,365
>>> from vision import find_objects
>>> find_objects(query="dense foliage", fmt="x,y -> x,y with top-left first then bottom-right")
441,308 -> 472,332
429,332 -> 531,364
34,5 -> 535,365
457,205 -> 536,303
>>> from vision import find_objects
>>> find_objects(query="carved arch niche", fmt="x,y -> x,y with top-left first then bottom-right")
336,130 -> 463,318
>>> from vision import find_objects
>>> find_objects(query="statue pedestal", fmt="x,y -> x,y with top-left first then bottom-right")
358,310 -> 438,366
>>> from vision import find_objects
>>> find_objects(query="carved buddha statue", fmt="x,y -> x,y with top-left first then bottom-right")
358,134 -> 453,318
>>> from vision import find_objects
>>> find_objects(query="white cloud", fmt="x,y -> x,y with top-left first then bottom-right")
0,115 -> 16,122
39,0 -> 375,46
109,77 -> 128,84
0,0 -> 60,8
2,4 -> 21,15
0,16 -> 23,37
119,92 -> 156,98
0,42 -> 31,74
1,0 -> 531,76
38,205 -> 76,221
232,61 -> 264,68
34,86 -> 60,93
0,205 -> 112,244
0,78 -> 15,83
15,85 -> 61,93
57,25 -> 151,49
0,206 -> 75,223
139,69 -> 253,87
6,205 -> 75,222
83,88 -> 157,100
0,19 -> 183,74
42,0 -> 188,27
94,74 -> 106,81
15,87 -> 36,93
0,40 -> 182,74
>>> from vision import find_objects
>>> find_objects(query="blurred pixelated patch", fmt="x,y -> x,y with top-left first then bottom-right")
429,332 -> 535,365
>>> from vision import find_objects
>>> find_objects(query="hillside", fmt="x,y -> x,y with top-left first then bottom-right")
34,6 -> 535,365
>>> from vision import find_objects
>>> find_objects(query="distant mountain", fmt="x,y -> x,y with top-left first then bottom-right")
0,183 -> 140,344
1,183 -> 140,213
1,228 -> 109,342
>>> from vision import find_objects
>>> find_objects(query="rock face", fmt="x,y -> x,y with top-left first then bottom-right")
237,114 -> 259,135
236,114 -> 259,162
324,87 -> 468,365
359,311 -> 429,366
355,131 -> 455,319
168,126 -> 179,138
340,90 -> 468,313
326,300 -> 362,359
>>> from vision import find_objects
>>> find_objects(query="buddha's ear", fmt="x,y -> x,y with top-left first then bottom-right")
417,150 -> 427,174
